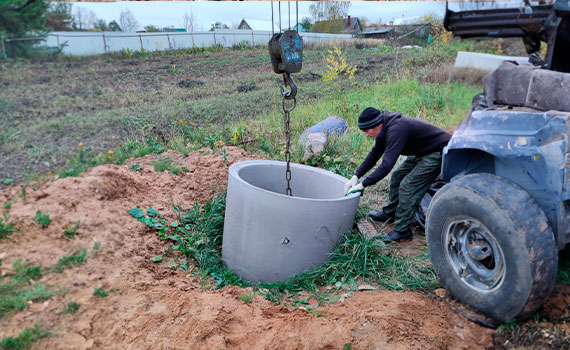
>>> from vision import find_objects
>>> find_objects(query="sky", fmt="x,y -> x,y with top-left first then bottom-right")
73,1 -> 450,31
71,1 -> 529,32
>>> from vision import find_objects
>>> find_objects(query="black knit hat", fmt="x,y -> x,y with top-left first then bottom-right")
358,107 -> 384,130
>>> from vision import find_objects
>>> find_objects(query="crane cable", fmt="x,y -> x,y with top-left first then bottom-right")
270,1 -> 300,196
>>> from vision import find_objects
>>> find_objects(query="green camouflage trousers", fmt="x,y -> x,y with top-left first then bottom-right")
382,152 -> 443,232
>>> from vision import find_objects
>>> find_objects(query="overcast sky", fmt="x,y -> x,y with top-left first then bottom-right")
73,1 -> 449,31
71,1 -> 529,31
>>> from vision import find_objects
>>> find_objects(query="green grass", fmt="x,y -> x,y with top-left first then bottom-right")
259,232 -> 438,304
50,248 -> 87,273
150,156 -> 181,174
128,163 -> 142,171
11,260 -> 42,285
237,290 -> 255,304
63,221 -> 80,239
0,246 -> 93,319
0,325 -> 50,350
130,194 -> 439,301
34,211 -> 50,228
3,41 -> 484,188
60,301 -> 80,315
0,214 -> 17,239
93,287 -> 107,298
59,139 -> 166,179
0,260 -> 51,319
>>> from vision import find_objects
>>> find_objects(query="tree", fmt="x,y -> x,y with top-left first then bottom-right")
119,9 -> 138,32
144,25 -> 161,33
72,7 -> 86,30
72,7 -> 99,31
108,20 -> 121,32
180,9 -> 198,32
46,2 -> 73,31
309,1 -> 351,22
93,19 -> 108,31
0,0 -> 50,57
84,10 -> 99,30
209,22 -> 229,31
0,0 -> 50,38
300,17 -> 312,32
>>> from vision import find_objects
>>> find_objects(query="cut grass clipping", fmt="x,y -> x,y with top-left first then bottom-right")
0,325 -> 50,350
130,194 -> 439,300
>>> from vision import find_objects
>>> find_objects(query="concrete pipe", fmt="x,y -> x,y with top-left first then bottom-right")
222,160 -> 361,284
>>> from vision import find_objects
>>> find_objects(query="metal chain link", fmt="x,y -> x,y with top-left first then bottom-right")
282,78 -> 296,196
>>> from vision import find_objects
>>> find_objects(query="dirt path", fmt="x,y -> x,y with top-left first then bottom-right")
0,147 -> 495,349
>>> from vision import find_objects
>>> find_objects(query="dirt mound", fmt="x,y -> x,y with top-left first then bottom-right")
0,147 -> 495,349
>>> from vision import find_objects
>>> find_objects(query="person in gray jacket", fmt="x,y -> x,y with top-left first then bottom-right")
345,107 -> 451,242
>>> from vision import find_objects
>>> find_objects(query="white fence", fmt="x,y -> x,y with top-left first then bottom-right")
43,30 -> 353,56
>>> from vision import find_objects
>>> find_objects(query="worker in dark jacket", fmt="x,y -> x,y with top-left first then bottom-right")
345,107 -> 451,242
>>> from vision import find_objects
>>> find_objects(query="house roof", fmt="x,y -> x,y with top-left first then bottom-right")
238,19 -> 280,32
361,27 -> 393,35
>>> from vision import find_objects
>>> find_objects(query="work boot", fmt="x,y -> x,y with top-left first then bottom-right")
381,229 -> 413,242
368,210 -> 395,222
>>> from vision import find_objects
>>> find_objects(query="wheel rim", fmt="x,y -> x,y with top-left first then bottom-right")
443,217 -> 505,291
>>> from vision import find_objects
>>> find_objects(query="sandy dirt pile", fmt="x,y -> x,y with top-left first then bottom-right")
0,147 -> 495,349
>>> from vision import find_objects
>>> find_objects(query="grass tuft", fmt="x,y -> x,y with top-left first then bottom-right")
0,261 -> 51,319
237,290 -> 255,305
20,284 -> 53,302
51,248 -> 87,273
34,211 -> 50,228
11,260 -> 43,285
60,139 -> 167,179
150,157 -> 181,174
0,214 -> 17,239
0,325 -> 50,350
93,287 -> 107,298
63,221 -> 80,239
60,301 -> 80,315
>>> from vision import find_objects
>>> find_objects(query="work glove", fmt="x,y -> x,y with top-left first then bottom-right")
346,183 -> 364,196
344,175 -> 358,195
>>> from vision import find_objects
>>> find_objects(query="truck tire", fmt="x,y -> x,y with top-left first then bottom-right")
426,173 -> 558,322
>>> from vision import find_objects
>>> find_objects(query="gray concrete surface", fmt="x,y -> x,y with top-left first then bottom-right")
222,160 -> 360,283
454,51 -> 529,71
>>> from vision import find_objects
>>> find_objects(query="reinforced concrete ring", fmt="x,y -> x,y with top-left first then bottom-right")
222,160 -> 360,283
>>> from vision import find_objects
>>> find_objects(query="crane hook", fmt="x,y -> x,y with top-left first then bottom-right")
280,72 -> 297,100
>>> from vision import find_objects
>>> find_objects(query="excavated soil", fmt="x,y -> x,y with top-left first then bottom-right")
0,147 -> 497,349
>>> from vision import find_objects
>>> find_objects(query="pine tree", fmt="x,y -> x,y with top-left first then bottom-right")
0,0 -> 50,38
0,0 -> 50,57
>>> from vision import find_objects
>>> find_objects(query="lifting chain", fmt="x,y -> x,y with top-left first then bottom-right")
281,72 -> 296,196
268,1 -> 302,197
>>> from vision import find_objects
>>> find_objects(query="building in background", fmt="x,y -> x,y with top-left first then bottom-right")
237,19 -> 280,32
312,16 -> 362,34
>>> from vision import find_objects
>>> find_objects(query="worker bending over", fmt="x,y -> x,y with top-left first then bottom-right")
345,107 -> 451,242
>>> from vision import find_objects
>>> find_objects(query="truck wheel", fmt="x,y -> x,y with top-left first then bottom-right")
426,173 -> 558,322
